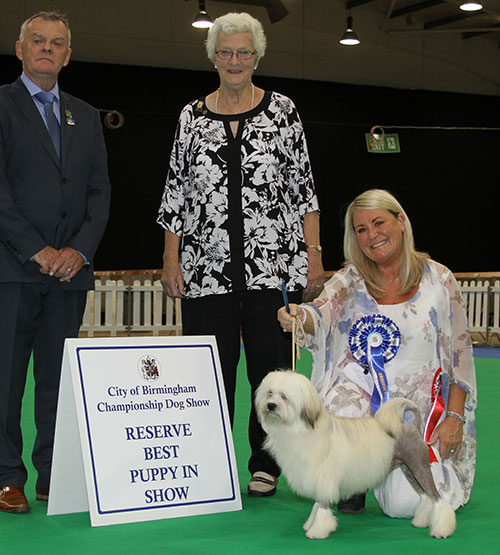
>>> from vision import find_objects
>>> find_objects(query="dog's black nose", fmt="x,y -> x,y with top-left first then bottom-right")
267,402 -> 277,412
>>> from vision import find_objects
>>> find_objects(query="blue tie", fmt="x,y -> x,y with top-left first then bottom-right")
35,91 -> 61,157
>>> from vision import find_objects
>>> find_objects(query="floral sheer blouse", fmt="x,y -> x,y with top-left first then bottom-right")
302,261 -> 477,507
157,91 -> 319,299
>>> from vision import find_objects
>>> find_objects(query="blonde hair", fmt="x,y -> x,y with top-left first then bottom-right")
205,12 -> 267,64
343,189 -> 429,298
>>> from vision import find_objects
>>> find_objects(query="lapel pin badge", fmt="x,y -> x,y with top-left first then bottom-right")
65,109 -> 75,125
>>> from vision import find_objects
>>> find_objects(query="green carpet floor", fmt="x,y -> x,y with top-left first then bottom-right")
1,350 -> 497,554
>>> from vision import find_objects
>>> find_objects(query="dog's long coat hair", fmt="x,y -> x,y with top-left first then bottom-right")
255,370 -> 456,540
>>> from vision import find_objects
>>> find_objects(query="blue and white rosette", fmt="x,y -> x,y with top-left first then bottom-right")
349,314 -> 401,413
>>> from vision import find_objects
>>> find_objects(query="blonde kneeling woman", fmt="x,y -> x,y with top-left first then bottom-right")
278,189 -> 476,516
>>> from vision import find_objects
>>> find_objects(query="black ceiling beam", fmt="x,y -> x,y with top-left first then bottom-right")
345,0 -> 375,9
213,0 -> 289,23
424,12 -> 482,29
463,22 -> 500,39
390,0 -> 445,19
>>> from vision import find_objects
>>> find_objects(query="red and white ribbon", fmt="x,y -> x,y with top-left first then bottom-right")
424,368 -> 445,463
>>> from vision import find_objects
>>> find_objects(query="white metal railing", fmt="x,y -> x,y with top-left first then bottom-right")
80,279 -> 182,336
459,280 -> 489,334
489,280 -> 500,337
456,279 -> 500,345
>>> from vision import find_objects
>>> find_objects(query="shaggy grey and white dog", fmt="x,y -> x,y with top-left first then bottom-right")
255,370 -> 456,540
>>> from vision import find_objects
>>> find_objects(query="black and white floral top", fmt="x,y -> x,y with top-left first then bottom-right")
157,91 -> 319,299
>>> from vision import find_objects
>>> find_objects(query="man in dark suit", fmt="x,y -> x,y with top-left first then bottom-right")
0,11 -> 111,513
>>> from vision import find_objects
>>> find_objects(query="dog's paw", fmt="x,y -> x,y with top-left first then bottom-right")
304,505 -> 337,539
412,495 -> 433,528
429,499 -> 456,539
306,529 -> 333,540
303,502 -> 320,532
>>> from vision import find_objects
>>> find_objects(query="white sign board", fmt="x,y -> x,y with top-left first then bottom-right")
48,336 -> 242,526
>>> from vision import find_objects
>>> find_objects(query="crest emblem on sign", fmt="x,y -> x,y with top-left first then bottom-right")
138,355 -> 161,381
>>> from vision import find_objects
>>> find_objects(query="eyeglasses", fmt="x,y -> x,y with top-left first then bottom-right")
215,49 -> 256,61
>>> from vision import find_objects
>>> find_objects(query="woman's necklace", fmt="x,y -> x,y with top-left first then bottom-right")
383,276 -> 400,284
215,84 -> 254,114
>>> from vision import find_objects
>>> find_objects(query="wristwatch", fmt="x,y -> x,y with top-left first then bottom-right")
307,244 -> 322,252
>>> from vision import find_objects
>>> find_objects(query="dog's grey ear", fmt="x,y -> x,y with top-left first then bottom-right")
300,406 -> 320,429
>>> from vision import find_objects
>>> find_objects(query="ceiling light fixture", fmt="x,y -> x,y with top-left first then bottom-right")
339,16 -> 360,46
459,2 -> 483,11
192,1 -> 213,29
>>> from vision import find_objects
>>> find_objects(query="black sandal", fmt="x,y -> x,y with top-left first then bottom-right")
338,493 -> 366,514
248,472 -> 278,497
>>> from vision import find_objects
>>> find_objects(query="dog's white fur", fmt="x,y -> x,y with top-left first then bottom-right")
256,370 -> 456,540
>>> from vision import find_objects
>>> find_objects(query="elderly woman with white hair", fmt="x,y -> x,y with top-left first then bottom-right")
278,188 -> 477,517
158,12 -> 323,497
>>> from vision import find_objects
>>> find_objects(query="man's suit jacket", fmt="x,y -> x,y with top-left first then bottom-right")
0,77 -> 111,291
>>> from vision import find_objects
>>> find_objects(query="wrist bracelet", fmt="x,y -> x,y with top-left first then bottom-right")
446,411 -> 466,424
306,244 -> 322,253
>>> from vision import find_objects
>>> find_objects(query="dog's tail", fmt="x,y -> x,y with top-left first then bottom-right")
374,398 -> 419,439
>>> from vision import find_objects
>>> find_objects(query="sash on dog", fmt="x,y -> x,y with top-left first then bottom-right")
349,314 -> 401,413
424,368 -> 445,464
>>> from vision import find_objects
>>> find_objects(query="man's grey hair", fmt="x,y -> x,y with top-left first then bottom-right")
19,11 -> 71,45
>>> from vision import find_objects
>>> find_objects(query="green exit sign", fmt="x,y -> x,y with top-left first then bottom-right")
365,133 -> 400,153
